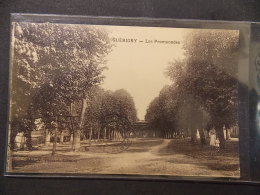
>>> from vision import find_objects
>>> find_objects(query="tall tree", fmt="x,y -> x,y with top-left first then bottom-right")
167,30 -> 239,149
100,89 -> 138,139
10,22 -> 112,151
83,86 -> 105,141
145,85 -> 178,138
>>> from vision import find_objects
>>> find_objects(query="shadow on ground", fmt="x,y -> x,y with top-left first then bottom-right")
158,138 -> 239,173
124,139 -> 163,153
13,153 -> 81,170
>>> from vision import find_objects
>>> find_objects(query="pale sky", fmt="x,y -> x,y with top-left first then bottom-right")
97,25 -> 188,120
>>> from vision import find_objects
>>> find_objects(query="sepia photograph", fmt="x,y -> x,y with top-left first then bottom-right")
6,20 -> 240,178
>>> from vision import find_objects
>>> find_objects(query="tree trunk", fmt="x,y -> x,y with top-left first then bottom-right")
226,128 -> 231,140
69,102 -> 75,147
89,127 -> 93,146
45,127 -> 50,146
60,131 -> 64,144
97,128 -> 100,141
52,116 -> 58,155
116,131 -> 120,140
20,133 -> 26,149
10,130 -> 17,150
198,128 -> 206,145
25,118 -> 35,150
104,127 -> 107,140
190,128 -> 197,143
25,130 -> 33,150
216,125 -> 225,149
7,126 -> 13,172
72,98 -> 87,151
69,134 -> 73,145
203,129 -> 209,139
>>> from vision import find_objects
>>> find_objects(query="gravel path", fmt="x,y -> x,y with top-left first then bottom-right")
98,139 -> 230,176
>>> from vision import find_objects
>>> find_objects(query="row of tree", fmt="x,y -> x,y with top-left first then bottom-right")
10,22 -> 137,152
82,87 -> 137,143
145,30 -> 239,149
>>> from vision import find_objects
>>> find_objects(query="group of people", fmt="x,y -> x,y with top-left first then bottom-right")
209,127 -> 231,151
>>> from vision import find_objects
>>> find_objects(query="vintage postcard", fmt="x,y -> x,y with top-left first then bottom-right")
6,17 -> 240,178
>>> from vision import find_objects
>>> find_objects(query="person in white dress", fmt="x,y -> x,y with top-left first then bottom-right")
15,132 -> 26,149
209,129 -> 216,149
196,129 -> 200,140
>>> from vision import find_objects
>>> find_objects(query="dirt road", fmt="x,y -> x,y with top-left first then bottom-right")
12,138 -> 240,177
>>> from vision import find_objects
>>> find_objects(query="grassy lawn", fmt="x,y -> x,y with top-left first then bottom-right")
159,138 -> 240,174
11,138 -> 240,177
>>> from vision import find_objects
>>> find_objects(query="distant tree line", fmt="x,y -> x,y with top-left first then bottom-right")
145,30 -> 239,149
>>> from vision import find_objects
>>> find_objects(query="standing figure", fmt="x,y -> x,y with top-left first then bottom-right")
209,129 -> 216,149
226,128 -> 231,140
223,125 -> 227,140
196,129 -> 200,140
